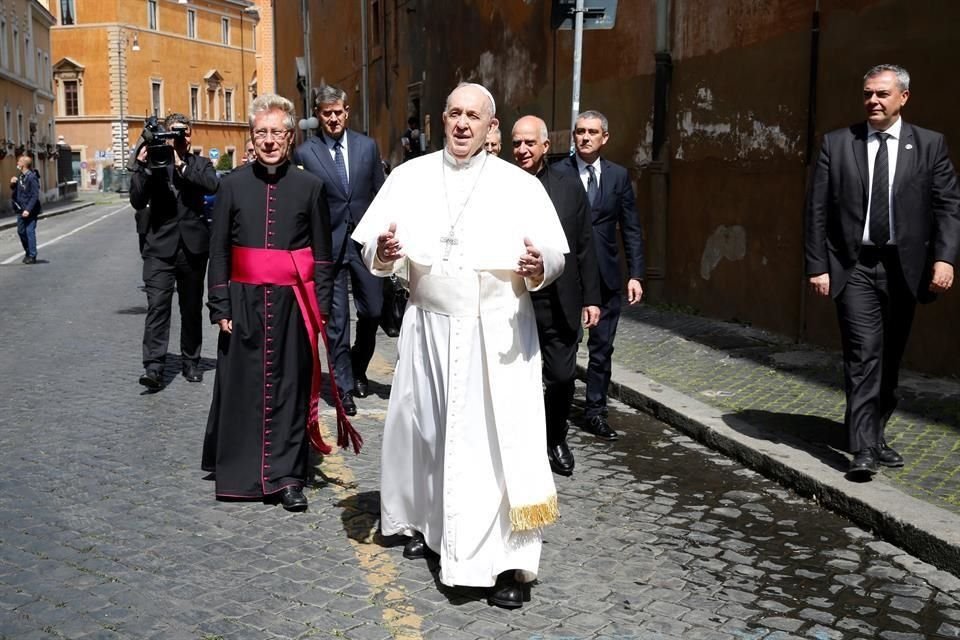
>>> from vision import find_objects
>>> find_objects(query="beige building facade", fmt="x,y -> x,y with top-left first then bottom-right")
0,0 -> 57,212
50,0 -> 259,191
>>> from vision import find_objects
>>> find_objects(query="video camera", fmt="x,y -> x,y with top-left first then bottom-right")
141,116 -> 187,170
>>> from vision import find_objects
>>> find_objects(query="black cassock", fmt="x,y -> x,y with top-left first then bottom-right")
202,162 -> 334,499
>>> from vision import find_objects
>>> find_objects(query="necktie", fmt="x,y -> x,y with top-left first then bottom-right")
869,132 -> 890,246
333,140 -> 349,192
586,164 -> 599,206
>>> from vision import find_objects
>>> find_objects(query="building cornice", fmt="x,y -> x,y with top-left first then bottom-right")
29,1 -> 57,27
50,22 -> 255,53
0,68 -> 52,94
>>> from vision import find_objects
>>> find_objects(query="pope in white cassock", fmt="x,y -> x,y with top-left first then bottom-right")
351,83 -> 568,609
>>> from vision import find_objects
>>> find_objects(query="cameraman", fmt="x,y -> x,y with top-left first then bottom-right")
130,113 -> 219,390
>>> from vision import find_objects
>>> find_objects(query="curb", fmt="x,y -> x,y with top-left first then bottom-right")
578,357 -> 960,577
0,200 -> 96,231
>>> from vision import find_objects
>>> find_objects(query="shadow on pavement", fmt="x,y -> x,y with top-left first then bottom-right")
722,409 -> 851,473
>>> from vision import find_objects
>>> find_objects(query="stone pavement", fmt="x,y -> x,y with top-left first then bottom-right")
593,302 -> 960,574
3,199 -> 960,638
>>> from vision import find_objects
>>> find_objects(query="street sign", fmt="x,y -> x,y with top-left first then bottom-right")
80,161 -> 88,169
551,0 -> 618,30
209,148 -> 220,160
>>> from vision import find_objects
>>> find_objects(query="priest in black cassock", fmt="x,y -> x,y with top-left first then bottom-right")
202,94 -> 360,512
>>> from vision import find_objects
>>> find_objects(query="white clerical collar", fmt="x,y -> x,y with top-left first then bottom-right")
443,148 -> 487,171
868,116 -> 903,140
257,161 -> 281,175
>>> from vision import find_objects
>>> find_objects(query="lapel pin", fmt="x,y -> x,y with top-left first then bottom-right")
905,144 -> 913,150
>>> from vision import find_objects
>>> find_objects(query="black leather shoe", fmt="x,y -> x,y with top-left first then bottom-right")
182,364 -> 203,383
279,486 -> 308,512
139,369 -> 162,390
583,415 -> 618,441
402,532 -> 437,560
353,374 -> 369,398
23,256 -> 36,264
877,441 -> 904,468
849,448 -> 879,477
341,392 -> 357,416
488,570 -> 524,609
547,442 -> 574,476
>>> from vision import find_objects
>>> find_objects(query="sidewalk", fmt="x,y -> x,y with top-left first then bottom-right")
585,302 -> 960,574
0,194 -> 97,231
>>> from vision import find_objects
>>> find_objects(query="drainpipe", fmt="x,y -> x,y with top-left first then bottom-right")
798,2 -> 821,343
302,0 -> 312,126
360,0 -> 370,134
646,0 -> 672,294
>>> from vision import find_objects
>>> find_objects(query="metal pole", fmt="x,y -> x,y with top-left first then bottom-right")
360,0 -> 369,134
118,31 -> 126,192
569,0 -> 585,154
302,0 -> 312,125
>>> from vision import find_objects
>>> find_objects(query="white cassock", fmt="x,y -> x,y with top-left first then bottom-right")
352,149 -> 568,588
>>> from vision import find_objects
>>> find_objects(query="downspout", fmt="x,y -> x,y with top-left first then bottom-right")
360,0 -> 370,134
302,0 -> 312,128
646,0 -> 672,292
798,1 -> 820,342
569,0 -> 584,154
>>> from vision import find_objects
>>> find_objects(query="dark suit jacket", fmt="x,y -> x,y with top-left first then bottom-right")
556,155 -> 645,290
12,169 -> 40,217
532,164 -> 602,333
292,129 -> 385,261
130,152 -> 219,258
805,121 -> 960,302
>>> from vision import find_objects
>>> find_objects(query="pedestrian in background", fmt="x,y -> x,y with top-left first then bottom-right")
352,82 -> 568,609
805,64 -> 960,479
401,116 -> 422,162
484,125 -> 502,155
293,85 -> 387,416
512,115 -> 601,477
556,110 -> 646,441
11,155 -> 41,264
129,113 -> 219,390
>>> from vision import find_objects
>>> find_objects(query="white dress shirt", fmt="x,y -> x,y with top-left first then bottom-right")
575,155 -> 602,192
322,132 -> 350,183
863,116 -> 901,246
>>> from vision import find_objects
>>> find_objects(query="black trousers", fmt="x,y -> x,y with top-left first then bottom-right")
328,240 -> 383,389
142,246 -> 208,372
537,306 -> 582,447
584,285 -> 621,418
835,247 -> 916,453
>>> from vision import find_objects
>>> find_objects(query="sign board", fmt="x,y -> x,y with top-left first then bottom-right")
209,148 -> 220,160
551,0 -> 618,30
80,161 -> 88,169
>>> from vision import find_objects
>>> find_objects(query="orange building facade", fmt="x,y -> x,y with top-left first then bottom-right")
0,0 -> 57,212
49,0 -> 259,190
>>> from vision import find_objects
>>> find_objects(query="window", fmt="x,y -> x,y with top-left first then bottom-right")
13,28 -> 20,75
224,89 -> 233,121
151,81 -> 162,117
0,20 -> 7,70
60,0 -> 76,25
18,112 -> 24,144
148,0 -> 158,31
64,80 -> 79,116
4,108 -> 11,142
24,36 -> 32,79
187,9 -> 197,38
37,50 -> 43,85
190,86 -> 199,120
221,17 -> 230,44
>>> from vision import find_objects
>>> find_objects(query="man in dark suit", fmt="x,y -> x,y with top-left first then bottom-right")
805,64 -> 960,478
513,115 -> 601,476
557,110 -> 645,441
293,85 -> 386,416
130,113 -> 220,390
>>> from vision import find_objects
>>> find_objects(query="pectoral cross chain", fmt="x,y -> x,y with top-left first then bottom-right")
439,226 -> 459,260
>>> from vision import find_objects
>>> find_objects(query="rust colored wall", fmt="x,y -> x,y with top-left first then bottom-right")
273,0 -> 960,375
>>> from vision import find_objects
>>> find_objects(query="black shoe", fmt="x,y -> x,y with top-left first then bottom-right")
279,486 -> 308,512
353,373 -> 369,398
21,255 -> 29,264
547,442 -> 574,477
583,415 -> 618,441
23,256 -> 36,264
139,369 -> 162,390
341,392 -> 357,416
849,448 -> 879,477
488,570 -> 524,609
877,441 -> 904,468
182,364 -> 203,383
402,532 -> 437,560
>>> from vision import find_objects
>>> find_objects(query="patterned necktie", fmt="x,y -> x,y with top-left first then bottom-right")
586,164 -> 599,206
333,140 -> 349,192
869,132 -> 890,246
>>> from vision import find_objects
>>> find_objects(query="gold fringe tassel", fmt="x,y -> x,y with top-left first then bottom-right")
509,494 -> 560,532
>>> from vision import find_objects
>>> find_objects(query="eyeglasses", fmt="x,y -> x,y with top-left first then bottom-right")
252,128 -> 290,141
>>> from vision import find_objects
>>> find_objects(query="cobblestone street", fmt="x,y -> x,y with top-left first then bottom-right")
1,198 -> 959,639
